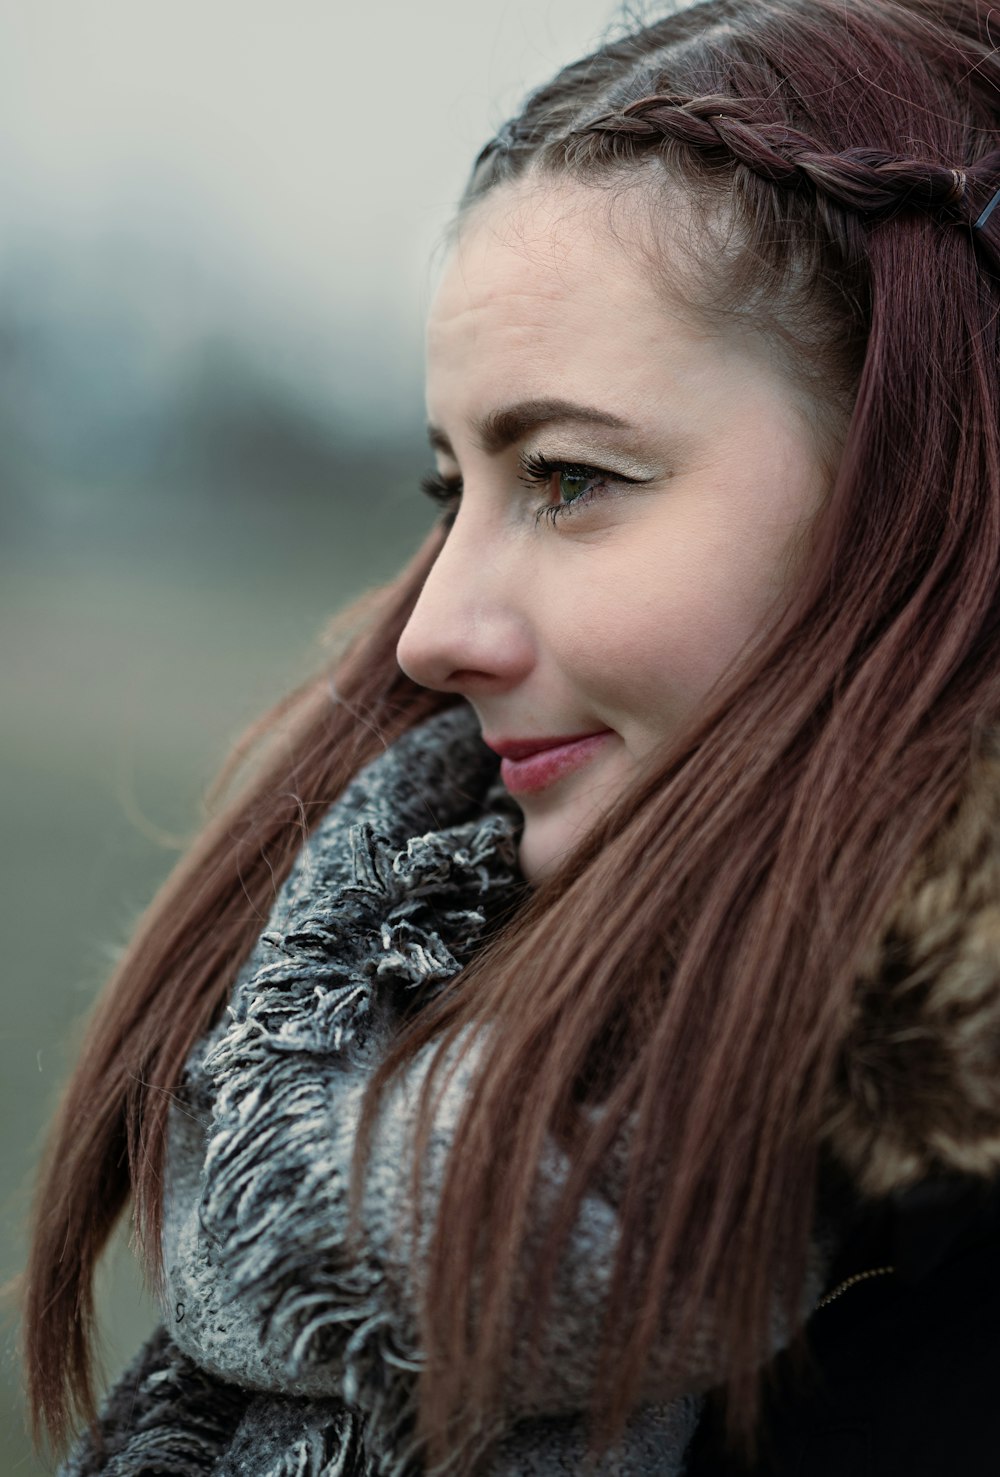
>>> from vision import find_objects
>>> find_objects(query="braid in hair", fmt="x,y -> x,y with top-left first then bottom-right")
564,93 -> 1000,271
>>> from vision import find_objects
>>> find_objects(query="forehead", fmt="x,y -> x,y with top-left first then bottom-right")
426,177 -> 671,338
424,177 -> 720,426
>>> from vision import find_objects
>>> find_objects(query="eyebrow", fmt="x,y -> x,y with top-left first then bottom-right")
426,398 -> 634,458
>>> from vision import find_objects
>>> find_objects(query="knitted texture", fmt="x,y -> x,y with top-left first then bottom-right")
59,700 -> 833,1476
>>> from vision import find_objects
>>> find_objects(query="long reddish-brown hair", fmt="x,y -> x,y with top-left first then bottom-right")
22,0 -> 1000,1468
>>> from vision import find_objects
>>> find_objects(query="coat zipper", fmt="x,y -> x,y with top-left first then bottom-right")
814,1264 -> 896,1311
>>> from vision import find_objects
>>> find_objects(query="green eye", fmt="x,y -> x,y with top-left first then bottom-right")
559,470 -> 592,503
518,451 -> 615,527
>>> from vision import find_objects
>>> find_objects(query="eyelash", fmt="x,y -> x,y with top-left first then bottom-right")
419,450 -> 633,529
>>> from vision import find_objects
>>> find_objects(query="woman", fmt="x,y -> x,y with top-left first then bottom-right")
21,0 -> 1000,1472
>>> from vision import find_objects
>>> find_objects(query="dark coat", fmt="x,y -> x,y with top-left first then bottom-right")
685,1093 -> 1000,1474
683,731 -> 1000,1476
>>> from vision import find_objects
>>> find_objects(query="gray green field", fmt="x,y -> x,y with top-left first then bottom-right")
2,471 -> 434,1473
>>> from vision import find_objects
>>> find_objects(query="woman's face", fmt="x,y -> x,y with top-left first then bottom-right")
396,176 -> 833,883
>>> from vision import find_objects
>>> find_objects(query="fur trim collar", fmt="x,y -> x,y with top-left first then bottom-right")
822,733 -> 1000,1198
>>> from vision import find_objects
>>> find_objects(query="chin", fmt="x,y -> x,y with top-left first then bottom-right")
517,820 -> 580,886
517,770 -> 626,884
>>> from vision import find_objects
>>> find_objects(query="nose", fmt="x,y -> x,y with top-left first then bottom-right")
396,506 -> 534,695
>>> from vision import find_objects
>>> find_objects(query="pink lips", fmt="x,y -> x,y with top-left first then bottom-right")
485,731 -> 613,796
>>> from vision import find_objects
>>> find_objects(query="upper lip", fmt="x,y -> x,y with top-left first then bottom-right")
482,731 -> 611,761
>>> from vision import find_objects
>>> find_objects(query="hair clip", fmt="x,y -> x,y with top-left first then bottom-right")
974,182 -> 1000,232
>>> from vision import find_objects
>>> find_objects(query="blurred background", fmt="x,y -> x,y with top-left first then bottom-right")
0,0 -> 632,1468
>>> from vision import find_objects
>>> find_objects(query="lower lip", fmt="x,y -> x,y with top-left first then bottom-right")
499,732 -> 613,795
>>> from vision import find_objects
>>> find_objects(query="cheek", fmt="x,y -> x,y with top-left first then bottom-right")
548,521 -> 793,724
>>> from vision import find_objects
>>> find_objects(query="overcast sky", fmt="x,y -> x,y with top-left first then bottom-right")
0,0 -> 639,419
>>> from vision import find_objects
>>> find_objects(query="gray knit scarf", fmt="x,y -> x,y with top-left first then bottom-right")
60,700 -> 834,1477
